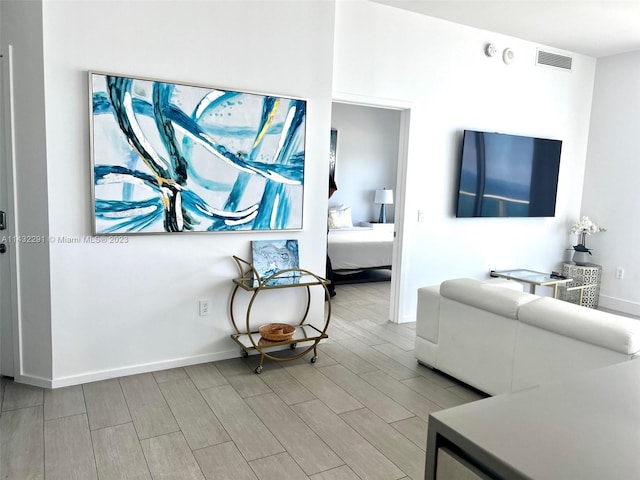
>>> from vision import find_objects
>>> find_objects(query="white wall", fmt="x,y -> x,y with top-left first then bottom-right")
582,51 -> 640,315
333,0 -> 597,322
2,0 -> 336,386
330,102 -> 400,223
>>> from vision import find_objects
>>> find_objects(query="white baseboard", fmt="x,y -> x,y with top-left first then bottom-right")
598,295 -> 640,318
50,348 -> 241,389
13,373 -> 53,389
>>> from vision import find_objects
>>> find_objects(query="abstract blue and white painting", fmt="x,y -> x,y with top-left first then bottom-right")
90,72 -> 306,233
252,239 -> 300,279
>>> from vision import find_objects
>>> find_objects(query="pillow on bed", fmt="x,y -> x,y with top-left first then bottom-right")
328,205 -> 353,229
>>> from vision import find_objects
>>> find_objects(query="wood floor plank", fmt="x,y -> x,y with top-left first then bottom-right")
330,316 -> 387,346
200,384 -> 284,462
381,322 -> 417,341
371,343 -> 458,388
446,384 -> 487,403
340,407 -> 425,480
44,385 -> 86,420
226,373 -> 274,397
317,364 -> 413,423
245,392 -> 343,475
332,302 -> 372,318
359,371 -> 441,422
216,358 -> 273,398
371,342 -> 420,369
250,365 -> 316,405
158,377 -> 230,450
390,416 -> 428,451
247,344 -> 337,369
413,363 -> 458,388
1,381 -> 43,411
282,363 -> 363,414
152,367 -> 189,383
193,441 -> 258,480
322,322 -> 355,341
215,357 -> 253,376
354,319 -> 415,351
248,452 -> 309,480
401,376 -> 468,409
338,338 -> 418,381
0,405 -> 44,479
185,362 -> 228,390
309,465 -> 361,480
293,399 -> 404,480
318,342 -> 378,374
44,413 -> 98,480
92,423 -> 152,480
141,432 -> 205,480
83,379 -> 132,430
119,373 -> 180,439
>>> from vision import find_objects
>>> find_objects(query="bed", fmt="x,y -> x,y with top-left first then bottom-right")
328,226 -> 394,271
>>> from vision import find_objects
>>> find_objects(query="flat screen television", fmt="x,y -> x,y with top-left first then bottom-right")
455,130 -> 562,218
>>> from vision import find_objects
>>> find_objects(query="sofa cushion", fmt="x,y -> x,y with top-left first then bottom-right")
518,297 -> 640,355
440,278 -> 538,320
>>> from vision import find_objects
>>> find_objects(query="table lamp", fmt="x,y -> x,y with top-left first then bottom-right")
374,188 -> 394,223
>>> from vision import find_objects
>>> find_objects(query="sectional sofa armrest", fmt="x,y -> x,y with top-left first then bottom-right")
416,285 -> 441,343
518,297 -> 640,355
440,278 -> 538,320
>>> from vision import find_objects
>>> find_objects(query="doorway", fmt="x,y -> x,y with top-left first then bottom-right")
330,96 -> 411,324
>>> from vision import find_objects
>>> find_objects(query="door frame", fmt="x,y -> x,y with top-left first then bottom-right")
331,91 -> 412,324
0,45 -> 20,377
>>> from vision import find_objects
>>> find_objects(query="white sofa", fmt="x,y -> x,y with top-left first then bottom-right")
415,278 -> 640,395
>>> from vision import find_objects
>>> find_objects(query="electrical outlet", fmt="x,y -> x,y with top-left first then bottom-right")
417,210 -> 425,223
616,267 -> 625,280
199,299 -> 210,316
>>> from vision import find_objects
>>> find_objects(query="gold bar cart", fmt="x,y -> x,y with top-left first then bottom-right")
229,256 -> 331,374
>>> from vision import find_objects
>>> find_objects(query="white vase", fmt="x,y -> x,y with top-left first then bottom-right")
572,250 -> 591,266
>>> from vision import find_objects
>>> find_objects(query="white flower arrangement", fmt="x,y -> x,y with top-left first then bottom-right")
570,216 -> 606,236
570,216 -> 605,254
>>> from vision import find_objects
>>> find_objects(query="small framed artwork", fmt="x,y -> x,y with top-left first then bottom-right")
251,239 -> 300,279
89,72 -> 306,234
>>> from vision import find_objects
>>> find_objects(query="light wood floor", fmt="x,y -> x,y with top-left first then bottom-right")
0,281 -> 484,480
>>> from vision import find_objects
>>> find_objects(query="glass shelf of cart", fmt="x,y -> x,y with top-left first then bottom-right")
233,273 -> 327,291
231,324 -> 327,351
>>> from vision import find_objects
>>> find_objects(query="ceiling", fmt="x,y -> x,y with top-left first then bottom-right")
370,1 -> 640,58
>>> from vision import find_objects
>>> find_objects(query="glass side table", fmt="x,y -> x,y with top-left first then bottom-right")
559,262 -> 602,309
491,269 -> 573,298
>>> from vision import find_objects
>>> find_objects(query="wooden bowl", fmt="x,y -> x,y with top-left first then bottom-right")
259,323 -> 296,342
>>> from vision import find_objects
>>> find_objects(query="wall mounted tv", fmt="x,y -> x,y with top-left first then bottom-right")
456,130 -> 562,218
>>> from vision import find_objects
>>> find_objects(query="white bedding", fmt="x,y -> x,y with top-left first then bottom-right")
327,227 -> 394,270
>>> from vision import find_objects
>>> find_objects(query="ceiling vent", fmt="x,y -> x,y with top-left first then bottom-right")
536,50 -> 573,71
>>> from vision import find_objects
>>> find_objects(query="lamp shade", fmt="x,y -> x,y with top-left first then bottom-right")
374,189 -> 394,205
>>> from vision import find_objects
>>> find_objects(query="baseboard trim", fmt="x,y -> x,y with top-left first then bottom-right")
598,295 -> 640,318
13,373 -> 53,389
50,348 -> 242,388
